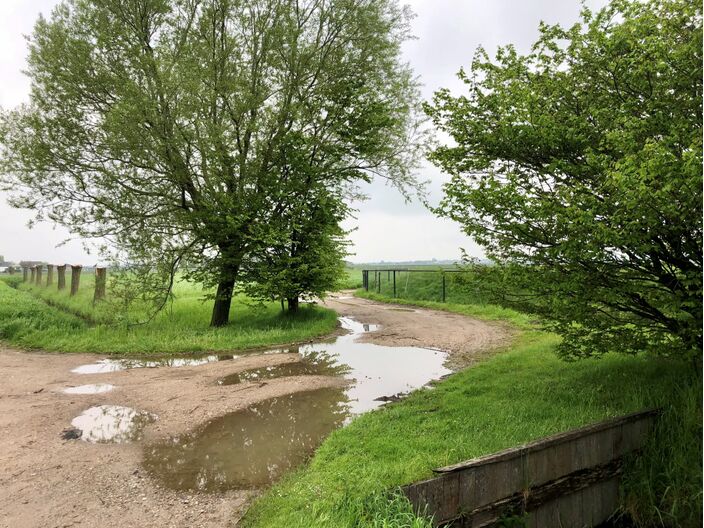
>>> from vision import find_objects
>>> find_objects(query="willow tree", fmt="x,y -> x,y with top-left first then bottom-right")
0,0 -> 424,326
427,0 -> 702,359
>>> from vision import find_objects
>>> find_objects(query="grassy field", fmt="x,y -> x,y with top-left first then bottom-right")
339,266 -> 364,290
0,274 -> 339,355
243,282 -> 701,528
352,266 -> 498,305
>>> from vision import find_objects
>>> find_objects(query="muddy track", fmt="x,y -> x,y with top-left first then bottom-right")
322,293 -> 513,369
0,293 -> 511,528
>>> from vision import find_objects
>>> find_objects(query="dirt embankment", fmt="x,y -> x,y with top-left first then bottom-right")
0,294 -> 511,528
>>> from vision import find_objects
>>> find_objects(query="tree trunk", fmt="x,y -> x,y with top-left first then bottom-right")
35,265 -> 42,286
94,267 -> 106,303
70,265 -> 82,296
57,265 -> 66,290
46,264 -> 54,286
287,296 -> 299,313
22,267 -> 28,282
30,267 -> 35,283
210,278 -> 235,327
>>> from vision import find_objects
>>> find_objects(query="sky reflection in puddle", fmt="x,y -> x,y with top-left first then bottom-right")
71,405 -> 156,443
63,384 -> 115,394
71,355 -> 234,374
299,316 -> 449,415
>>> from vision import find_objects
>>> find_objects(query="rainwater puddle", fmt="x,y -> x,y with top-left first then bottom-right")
71,405 -> 156,443
297,316 -> 449,415
63,383 -> 115,395
71,355 -> 233,374
143,388 -> 347,491
145,316 -> 451,491
218,351 -> 349,385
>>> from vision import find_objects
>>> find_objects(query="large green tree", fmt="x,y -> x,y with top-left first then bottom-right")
427,0 -> 702,359
0,0 -> 424,326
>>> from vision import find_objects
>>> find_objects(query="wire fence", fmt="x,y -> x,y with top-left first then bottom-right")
361,268 -> 486,304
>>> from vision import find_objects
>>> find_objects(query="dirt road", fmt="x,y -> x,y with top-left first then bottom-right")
0,294 -> 510,528
323,293 -> 512,368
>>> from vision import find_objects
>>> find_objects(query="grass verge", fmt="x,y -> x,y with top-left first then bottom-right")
0,279 -> 338,355
242,291 -> 697,527
355,289 -> 533,328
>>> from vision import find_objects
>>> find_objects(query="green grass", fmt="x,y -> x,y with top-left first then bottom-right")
339,267 -> 364,290
0,277 -> 339,355
621,377 -> 703,526
363,268 -> 489,305
243,325 -> 695,527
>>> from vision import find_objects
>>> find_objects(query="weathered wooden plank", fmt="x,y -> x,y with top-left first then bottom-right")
580,477 -> 600,526
558,486 -> 584,527
434,409 -> 658,474
595,477 -> 620,525
440,472 -> 460,521
405,409 -> 658,528
528,498 -> 559,528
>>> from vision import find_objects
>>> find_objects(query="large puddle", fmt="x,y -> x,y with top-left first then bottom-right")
71,405 -> 156,443
143,388 -> 348,490
287,317 -> 450,414
144,316 -> 451,491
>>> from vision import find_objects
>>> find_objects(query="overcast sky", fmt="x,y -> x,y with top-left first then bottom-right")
0,0 -> 607,264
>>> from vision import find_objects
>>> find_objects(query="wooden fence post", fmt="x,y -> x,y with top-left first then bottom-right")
57,265 -> 66,290
93,267 -> 106,303
46,264 -> 54,287
70,265 -> 82,296
22,267 -> 28,282
35,265 -> 42,286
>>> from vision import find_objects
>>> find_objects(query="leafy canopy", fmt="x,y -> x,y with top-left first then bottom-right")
426,0 -> 702,359
0,0 -> 425,324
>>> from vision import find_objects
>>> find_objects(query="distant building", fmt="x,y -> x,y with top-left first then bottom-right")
0,260 -> 16,274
